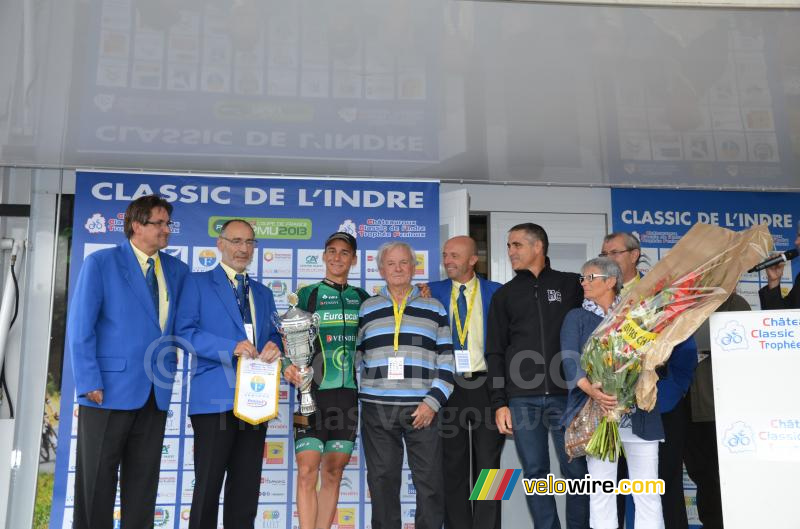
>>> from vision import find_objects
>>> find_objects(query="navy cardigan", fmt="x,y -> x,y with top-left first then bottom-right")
559,307 -> 698,441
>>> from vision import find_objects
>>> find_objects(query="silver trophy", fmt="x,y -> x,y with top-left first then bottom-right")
274,293 -> 320,419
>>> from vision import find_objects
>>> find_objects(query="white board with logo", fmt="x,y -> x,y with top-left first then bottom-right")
710,309 -> 800,529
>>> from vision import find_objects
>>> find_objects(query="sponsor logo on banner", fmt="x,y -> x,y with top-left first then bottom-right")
722,421 -> 755,453
182,438 -> 195,470
106,212 -> 125,233
264,441 -> 285,465
153,507 -> 170,527
165,403 -> 181,435
156,473 -> 177,503
365,250 -> 380,278
262,248 -> 293,276
208,216 -> 312,240
259,472 -> 288,502
250,375 -> 266,392
85,213 -> 107,233
163,246 -> 189,263
258,506 -> 285,529
192,247 -> 219,272
715,321 -> 748,351
160,438 -> 180,469
358,218 -> 428,239
297,249 -> 325,277
338,219 -> 357,237
414,251 -> 428,278
337,507 -> 356,529
364,280 -> 384,296
181,472 -> 196,503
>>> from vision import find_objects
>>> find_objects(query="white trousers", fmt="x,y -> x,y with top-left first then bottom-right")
586,427 -> 664,529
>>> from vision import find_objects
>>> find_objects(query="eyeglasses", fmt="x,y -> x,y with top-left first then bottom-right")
220,236 -> 258,247
143,220 -> 175,229
598,249 -> 631,257
579,274 -> 609,283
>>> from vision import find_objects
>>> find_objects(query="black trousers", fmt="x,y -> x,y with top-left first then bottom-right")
659,397 -> 689,529
189,411 -> 267,529
74,389 -> 167,529
684,403 -> 723,528
361,402 -> 444,529
440,374 -> 505,529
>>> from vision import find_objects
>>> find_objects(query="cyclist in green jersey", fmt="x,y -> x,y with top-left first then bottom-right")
284,232 -> 369,529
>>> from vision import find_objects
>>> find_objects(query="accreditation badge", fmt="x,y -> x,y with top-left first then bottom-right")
454,350 -> 471,373
233,357 -> 280,425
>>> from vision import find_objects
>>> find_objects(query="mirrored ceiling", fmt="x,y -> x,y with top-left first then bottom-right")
1,0 -> 800,189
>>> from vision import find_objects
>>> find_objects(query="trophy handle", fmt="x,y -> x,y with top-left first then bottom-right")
308,312 -> 321,340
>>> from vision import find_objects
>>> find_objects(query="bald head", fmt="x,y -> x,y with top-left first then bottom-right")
442,236 -> 479,283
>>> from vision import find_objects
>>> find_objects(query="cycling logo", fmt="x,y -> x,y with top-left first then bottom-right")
715,321 -> 748,351
722,421 -> 755,454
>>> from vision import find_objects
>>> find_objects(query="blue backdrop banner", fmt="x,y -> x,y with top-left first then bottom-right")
51,170 -> 440,529
611,187 -> 800,528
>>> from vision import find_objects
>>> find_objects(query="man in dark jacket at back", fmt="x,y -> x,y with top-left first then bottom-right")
486,222 -> 588,529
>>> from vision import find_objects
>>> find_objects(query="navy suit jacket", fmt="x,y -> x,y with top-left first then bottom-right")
428,275 -> 502,360
67,242 -> 189,411
176,265 -> 281,415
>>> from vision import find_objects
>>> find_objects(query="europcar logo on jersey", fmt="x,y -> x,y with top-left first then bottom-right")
85,213 -> 107,233
250,375 -> 266,392
153,507 -> 170,526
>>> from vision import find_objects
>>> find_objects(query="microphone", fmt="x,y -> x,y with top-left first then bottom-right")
748,248 -> 799,273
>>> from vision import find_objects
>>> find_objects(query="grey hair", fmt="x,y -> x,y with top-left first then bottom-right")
604,231 -> 649,266
376,242 -> 416,269
582,257 -> 623,294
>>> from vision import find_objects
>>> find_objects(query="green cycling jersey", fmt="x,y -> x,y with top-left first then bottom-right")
295,279 -> 369,391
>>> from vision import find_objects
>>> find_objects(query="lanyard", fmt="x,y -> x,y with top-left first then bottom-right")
229,275 -> 251,322
451,280 -> 479,348
391,289 -> 411,352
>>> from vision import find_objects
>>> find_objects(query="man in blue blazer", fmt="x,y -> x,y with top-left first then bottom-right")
67,194 -> 189,529
427,236 -> 504,529
176,219 -> 282,529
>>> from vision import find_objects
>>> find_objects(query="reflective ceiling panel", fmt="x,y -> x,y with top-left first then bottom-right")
1,0 -> 799,189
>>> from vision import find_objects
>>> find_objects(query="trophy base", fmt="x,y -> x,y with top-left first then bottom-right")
293,411 -> 318,428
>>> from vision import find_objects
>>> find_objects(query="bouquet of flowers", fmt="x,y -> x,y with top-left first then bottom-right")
581,223 -> 772,461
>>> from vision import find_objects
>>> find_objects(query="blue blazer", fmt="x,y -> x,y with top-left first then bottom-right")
176,265 -> 281,415
428,275 -> 502,357
67,242 -> 189,411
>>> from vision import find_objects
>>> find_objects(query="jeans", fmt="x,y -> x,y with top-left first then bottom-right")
509,395 -> 590,529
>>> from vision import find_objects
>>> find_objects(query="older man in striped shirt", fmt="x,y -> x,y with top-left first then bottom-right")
357,241 -> 454,529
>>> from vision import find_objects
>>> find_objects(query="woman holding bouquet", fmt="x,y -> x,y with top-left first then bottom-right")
560,257 -> 665,529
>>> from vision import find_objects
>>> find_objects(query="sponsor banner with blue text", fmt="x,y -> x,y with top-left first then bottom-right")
51,171 -> 439,529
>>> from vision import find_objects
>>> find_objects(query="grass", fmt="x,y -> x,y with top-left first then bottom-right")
33,472 -> 54,529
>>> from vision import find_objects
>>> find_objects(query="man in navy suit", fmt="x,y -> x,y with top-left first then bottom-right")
67,194 -> 189,529
176,219 -> 282,529
427,236 -> 504,529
